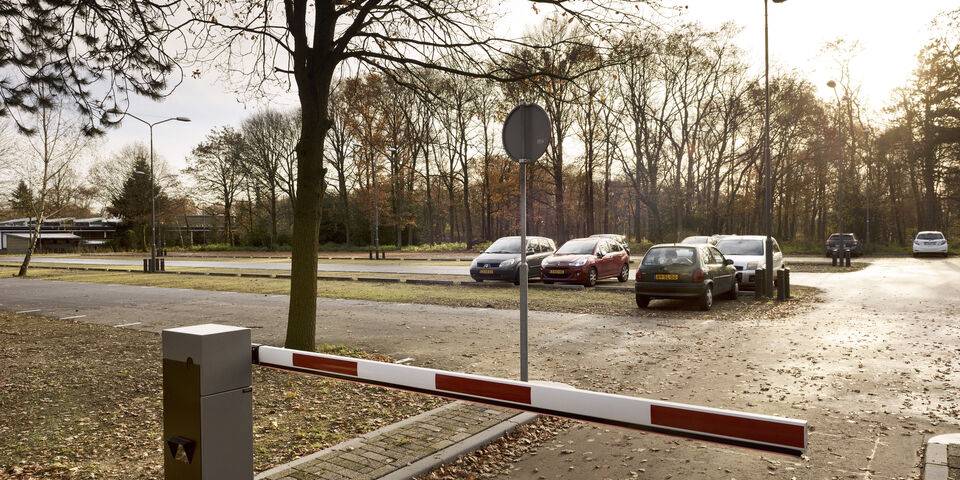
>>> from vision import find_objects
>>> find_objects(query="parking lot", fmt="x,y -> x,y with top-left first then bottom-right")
1,256 -> 957,477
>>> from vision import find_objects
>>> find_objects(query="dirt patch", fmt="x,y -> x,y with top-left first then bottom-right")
416,416 -> 571,480
786,262 -> 868,273
0,311 -> 445,479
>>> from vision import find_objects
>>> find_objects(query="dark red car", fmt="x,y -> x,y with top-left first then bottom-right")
540,237 -> 631,287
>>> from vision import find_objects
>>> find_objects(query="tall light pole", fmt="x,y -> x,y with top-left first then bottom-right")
764,0 -> 787,298
827,81 -> 843,257
126,114 -> 191,271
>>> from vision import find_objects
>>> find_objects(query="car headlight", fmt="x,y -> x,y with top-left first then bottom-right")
499,258 -> 517,268
746,261 -> 759,270
571,258 -> 588,266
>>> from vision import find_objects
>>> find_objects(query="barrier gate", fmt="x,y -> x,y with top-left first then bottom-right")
163,325 -> 807,479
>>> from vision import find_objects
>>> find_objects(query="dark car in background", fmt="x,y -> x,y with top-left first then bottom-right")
589,234 -> 630,254
541,237 -> 631,287
634,244 -> 738,311
470,236 -> 556,284
825,233 -> 862,257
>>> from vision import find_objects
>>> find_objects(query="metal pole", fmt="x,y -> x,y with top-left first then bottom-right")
763,0 -> 774,298
519,160 -> 528,382
150,124 -> 157,273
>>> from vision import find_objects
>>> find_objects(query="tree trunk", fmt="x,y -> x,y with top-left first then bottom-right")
284,37 -> 333,350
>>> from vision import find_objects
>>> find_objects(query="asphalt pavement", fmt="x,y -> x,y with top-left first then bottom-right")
0,254 -> 838,277
1,256 -> 957,478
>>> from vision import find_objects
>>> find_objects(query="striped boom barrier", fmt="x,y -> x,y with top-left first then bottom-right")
255,345 -> 807,455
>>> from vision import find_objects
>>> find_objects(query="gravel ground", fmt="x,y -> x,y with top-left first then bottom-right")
0,312 -> 445,479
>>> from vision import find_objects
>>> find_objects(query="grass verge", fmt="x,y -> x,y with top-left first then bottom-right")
0,311 -> 445,479
0,265 -> 819,319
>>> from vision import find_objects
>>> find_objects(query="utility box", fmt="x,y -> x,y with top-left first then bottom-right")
162,324 -> 253,480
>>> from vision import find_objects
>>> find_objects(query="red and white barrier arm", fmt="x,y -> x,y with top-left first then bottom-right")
254,345 -> 807,456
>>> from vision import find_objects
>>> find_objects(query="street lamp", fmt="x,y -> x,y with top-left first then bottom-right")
827,80 -> 843,261
763,0 -> 787,298
125,113 -> 191,271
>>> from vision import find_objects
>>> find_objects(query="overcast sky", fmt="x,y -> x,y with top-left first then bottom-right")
100,1 -> 955,174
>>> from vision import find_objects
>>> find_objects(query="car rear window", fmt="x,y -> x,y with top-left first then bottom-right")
917,233 -> 944,240
556,239 -> 598,255
828,234 -> 854,241
716,239 -> 764,256
681,236 -> 709,244
642,247 -> 697,266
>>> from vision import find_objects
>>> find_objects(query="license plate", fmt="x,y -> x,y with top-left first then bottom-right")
480,269 -> 494,274
655,274 -> 679,280
549,269 -> 565,274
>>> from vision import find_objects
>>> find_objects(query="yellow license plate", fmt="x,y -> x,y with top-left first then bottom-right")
655,274 -> 679,280
480,269 -> 494,274
549,269 -> 565,274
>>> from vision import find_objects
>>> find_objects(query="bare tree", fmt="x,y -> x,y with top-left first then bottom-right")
242,109 -> 294,245
185,127 -> 244,245
15,92 -> 91,276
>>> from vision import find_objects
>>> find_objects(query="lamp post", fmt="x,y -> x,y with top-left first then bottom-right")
827,81 -> 843,259
125,114 -> 191,271
764,0 -> 787,298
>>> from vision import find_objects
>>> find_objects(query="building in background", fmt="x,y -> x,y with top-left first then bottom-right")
0,217 -> 121,254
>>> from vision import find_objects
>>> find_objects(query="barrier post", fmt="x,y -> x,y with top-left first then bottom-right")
845,250 -> 851,267
776,269 -> 785,301
785,267 -> 791,298
832,250 -> 838,267
755,268 -> 765,297
144,258 -> 149,272
162,324 -> 253,480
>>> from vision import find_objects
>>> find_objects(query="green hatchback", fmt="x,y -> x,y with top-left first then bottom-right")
634,244 -> 738,310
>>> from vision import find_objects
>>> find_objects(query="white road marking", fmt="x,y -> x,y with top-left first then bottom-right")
16,309 -> 40,314
394,358 -> 414,364
59,315 -> 87,320
114,322 -> 142,328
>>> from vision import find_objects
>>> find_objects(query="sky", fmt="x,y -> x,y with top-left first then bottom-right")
100,1 -> 955,174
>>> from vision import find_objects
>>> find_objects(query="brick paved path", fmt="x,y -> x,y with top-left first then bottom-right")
257,402 -> 525,480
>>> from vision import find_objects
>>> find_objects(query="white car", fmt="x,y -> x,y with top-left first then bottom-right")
715,235 -> 784,289
913,231 -> 948,257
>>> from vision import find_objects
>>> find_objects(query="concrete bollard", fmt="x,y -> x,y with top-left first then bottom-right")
162,324 -> 253,480
776,269 -> 786,301
755,268 -> 765,297
784,268 -> 791,298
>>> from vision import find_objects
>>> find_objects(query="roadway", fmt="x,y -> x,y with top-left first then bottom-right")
0,254 -> 841,277
1,257 -> 956,478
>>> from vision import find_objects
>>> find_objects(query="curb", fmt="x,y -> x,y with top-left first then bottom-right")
254,402 -> 537,480
924,433 -> 960,480
377,412 -> 539,480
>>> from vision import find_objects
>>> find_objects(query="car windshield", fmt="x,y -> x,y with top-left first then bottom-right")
716,239 -> 764,256
918,233 -> 944,240
485,238 -> 522,254
642,247 -> 696,266
556,239 -> 597,255
682,236 -> 709,244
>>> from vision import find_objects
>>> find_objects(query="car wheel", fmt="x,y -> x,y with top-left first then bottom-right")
636,295 -> 650,308
727,280 -> 739,300
585,267 -> 598,287
617,264 -> 629,282
513,270 -> 520,285
699,286 -> 713,311
475,278 -> 483,283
